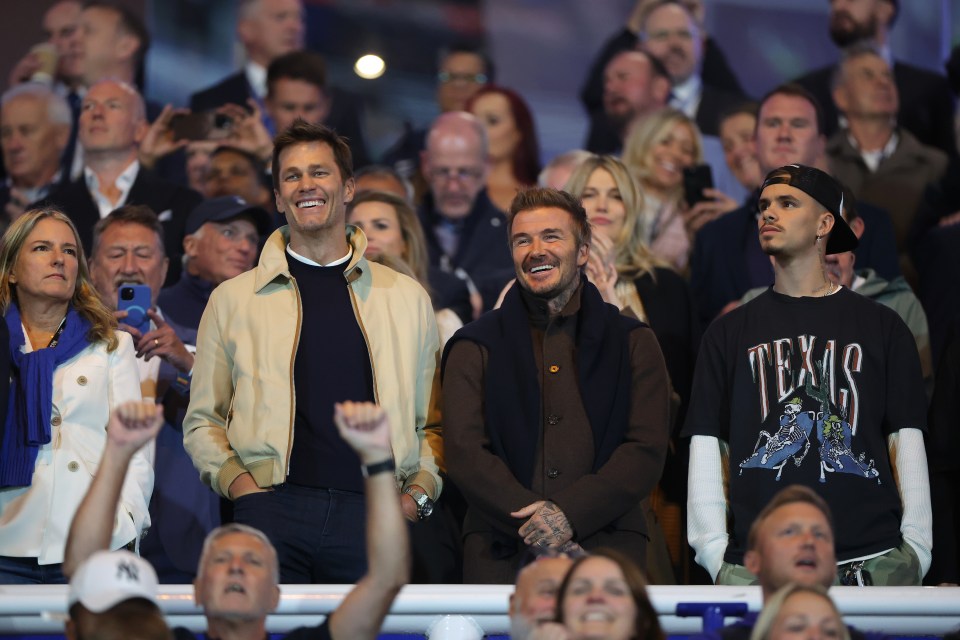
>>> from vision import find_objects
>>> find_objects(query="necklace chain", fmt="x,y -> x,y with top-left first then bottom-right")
812,281 -> 836,297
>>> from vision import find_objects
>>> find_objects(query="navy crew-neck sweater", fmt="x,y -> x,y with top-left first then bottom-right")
285,251 -> 373,492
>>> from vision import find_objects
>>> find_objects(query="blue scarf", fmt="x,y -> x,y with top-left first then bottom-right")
1,304 -> 93,488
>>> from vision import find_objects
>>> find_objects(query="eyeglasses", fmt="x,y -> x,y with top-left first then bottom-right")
437,71 -> 488,85
644,28 -> 696,42
428,167 -> 484,183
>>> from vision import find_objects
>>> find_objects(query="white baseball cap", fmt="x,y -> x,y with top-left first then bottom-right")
68,550 -> 159,613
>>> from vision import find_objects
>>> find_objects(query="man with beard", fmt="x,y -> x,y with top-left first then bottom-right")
793,0 -> 955,156
593,50 -> 672,153
442,187 -> 671,582
579,0 -> 746,154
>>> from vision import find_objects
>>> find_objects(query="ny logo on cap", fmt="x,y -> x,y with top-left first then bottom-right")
117,561 -> 140,582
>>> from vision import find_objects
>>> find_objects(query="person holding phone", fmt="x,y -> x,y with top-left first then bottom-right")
36,79 -> 202,287
88,204 -> 221,584
0,208 -> 149,584
622,108 -> 704,271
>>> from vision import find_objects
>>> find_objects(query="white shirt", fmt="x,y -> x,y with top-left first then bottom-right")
286,244 -> 352,267
84,159 -> 140,219
244,61 -> 268,99
669,74 -> 702,120
846,130 -> 899,173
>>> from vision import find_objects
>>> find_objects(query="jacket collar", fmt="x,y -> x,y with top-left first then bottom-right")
253,224 -> 369,293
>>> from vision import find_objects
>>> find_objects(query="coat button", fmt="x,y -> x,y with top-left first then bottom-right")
77,375 -> 87,386
548,365 -> 560,374
51,416 -> 62,426
547,468 -> 560,479
67,461 -> 79,472
547,414 -> 560,425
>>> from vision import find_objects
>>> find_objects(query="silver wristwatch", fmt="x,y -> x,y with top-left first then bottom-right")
403,487 -> 435,520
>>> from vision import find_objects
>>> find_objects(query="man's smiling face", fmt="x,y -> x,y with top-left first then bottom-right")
274,140 -> 355,240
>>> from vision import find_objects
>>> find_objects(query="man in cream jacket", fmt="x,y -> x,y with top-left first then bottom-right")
185,119 -> 442,584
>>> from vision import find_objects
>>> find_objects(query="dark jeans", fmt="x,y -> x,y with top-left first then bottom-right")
233,483 -> 367,584
0,555 -> 67,584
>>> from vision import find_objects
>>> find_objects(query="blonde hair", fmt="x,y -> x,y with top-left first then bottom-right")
622,107 -> 704,200
0,208 -> 119,351
749,584 -> 850,640
347,190 -> 430,286
564,154 -> 667,281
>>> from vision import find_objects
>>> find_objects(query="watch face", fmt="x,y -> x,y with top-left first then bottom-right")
420,499 -> 435,519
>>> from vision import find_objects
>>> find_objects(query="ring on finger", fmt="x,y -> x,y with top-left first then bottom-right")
154,338 -> 159,347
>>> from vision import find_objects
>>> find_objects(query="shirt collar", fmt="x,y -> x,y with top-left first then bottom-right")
845,129 -> 899,172
245,61 -> 267,99
4,170 -> 62,203
84,159 -> 140,218
84,159 -> 139,190
285,244 -> 352,267
669,74 -> 702,115
877,43 -> 894,69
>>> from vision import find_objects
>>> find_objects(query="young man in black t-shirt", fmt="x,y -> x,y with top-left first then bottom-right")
683,164 -> 931,586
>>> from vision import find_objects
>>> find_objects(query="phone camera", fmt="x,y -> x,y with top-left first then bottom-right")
120,287 -> 135,301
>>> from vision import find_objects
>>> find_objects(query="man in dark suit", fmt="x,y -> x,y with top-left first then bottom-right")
1,84 -> 72,223
38,80 -> 201,285
264,51 -> 370,168
581,0 -> 744,154
87,205 -> 218,583
639,1 -> 743,137
189,0 -> 304,125
690,84 -> 900,329
587,50 -> 672,155
188,1 -> 368,166
792,0 -> 955,156
418,112 -> 514,311
442,187 -> 670,583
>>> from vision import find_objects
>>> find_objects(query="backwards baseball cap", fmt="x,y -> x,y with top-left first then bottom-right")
759,164 -> 858,255
185,195 -> 272,237
68,550 -> 159,613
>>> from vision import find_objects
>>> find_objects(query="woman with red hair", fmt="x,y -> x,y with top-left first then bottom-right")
467,85 -> 541,212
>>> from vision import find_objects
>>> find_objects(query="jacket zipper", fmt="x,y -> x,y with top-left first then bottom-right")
348,284 -> 380,406
285,276 -> 303,476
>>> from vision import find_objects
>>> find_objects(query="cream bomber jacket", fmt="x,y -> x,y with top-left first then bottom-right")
183,226 -> 444,499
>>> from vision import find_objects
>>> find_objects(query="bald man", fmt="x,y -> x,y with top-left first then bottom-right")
509,556 -> 574,639
418,111 -> 514,310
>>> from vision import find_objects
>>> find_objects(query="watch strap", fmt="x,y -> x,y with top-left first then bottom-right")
361,458 -> 395,478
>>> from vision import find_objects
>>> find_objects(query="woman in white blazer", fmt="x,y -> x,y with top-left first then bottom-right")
0,208 -> 150,584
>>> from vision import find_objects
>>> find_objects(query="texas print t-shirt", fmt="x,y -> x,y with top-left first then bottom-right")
683,287 -> 927,564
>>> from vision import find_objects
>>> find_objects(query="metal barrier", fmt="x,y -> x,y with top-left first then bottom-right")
1,584 -> 958,636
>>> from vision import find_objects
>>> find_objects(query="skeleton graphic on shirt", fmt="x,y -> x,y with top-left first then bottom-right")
742,336 -> 878,483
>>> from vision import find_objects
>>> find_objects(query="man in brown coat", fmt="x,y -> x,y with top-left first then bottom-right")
442,187 -> 671,583
827,43 -> 948,278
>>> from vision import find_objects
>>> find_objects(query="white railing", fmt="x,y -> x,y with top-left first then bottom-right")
0,585 -> 958,635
